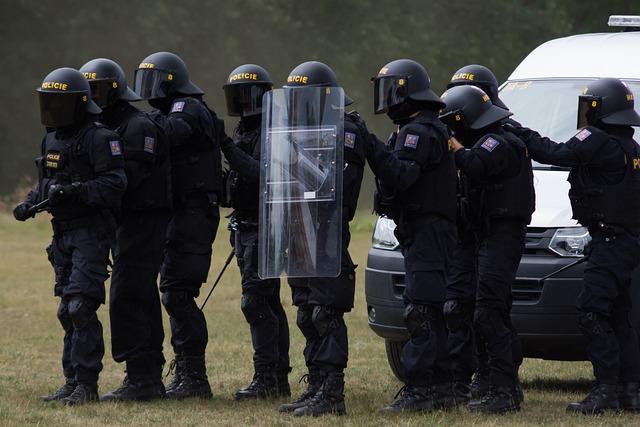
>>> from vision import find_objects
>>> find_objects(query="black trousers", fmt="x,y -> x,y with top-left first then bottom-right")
160,203 -> 219,356
473,219 -> 525,388
48,220 -> 113,383
289,230 -> 356,374
232,221 -> 290,372
577,228 -> 640,385
110,210 -> 169,377
396,216 -> 457,387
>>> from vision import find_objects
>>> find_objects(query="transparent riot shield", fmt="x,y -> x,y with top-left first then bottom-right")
258,86 -> 344,279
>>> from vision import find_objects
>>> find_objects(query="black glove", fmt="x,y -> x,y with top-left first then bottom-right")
48,182 -> 83,206
347,111 -> 375,156
13,202 -> 34,222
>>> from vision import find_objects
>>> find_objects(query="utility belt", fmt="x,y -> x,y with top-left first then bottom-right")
51,212 -> 113,235
229,211 -> 258,232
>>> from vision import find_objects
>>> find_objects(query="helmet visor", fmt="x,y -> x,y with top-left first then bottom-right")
373,76 -> 409,114
134,69 -> 173,100
88,78 -> 119,108
224,84 -> 270,117
38,92 -> 87,128
577,95 -> 602,129
439,109 -> 467,134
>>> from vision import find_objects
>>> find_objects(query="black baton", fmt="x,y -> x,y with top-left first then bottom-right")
200,249 -> 235,311
27,198 -> 50,216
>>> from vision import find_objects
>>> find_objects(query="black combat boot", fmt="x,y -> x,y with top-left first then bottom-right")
279,370 -> 324,413
381,384 -> 437,413
513,377 -> 525,405
432,383 -> 459,409
566,383 -> 620,414
293,372 -> 346,417
234,370 -> 279,400
164,355 -> 185,395
452,381 -> 471,405
40,378 -> 77,401
469,370 -> 490,400
61,383 -> 99,406
165,355 -> 212,399
468,386 -> 520,414
619,382 -> 640,412
102,361 -> 165,402
277,367 -> 292,397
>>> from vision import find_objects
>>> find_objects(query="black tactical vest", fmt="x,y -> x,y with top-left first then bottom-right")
462,132 -> 535,226
38,122 -> 108,219
168,100 -> 223,205
393,116 -> 458,222
229,127 -> 261,213
117,110 -> 172,212
568,134 -> 640,230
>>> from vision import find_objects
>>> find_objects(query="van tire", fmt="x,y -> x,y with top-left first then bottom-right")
385,339 -> 407,382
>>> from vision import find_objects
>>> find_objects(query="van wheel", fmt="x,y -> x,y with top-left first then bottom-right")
385,339 -> 407,382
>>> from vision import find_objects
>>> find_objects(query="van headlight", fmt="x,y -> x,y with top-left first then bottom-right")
548,227 -> 591,257
372,217 -> 400,250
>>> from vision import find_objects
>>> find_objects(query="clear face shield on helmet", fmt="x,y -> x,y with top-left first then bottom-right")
134,68 -> 174,100
38,91 -> 89,128
373,75 -> 409,114
577,95 -> 602,129
87,78 -> 120,108
224,84 -> 271,117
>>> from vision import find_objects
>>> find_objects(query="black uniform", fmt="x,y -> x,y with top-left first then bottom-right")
24,121 -> 127,385
452,130 -> 534,391
368,110 -> 458,387
288,113 -> 365,376
514,124 -> 640,387
221,116 -> 290,375
102,101 -> 171,381
152,96 -> 222,358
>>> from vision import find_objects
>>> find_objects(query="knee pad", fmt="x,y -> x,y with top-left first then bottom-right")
311,305 -> 342,337
161,291 -> 197,320
240,294 -> 274,324
56,299 -> 72,331
443,299 -> 471,332
296,305 -> 317,339
68,297 -> 95,329
578,311 -> 613,336
403,303 -> 433,336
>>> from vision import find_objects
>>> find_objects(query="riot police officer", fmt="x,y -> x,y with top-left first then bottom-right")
13,68 -> 127,404
508,78 -> 640,414
220,64 -> 291,400
79,58 -> 171,401
365,59 -> 458,413
443,64 -> 523,401
275,61 -> 366,417
439,84 -> 535,414
134,52 -> 223,399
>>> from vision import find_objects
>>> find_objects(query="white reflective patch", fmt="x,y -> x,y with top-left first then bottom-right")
575,128 -> 592,141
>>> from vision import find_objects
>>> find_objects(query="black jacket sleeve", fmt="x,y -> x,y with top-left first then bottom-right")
455,134 -> 515,181
80,129 -> 127,208
121,114 -> 164,192
221,129 -> 261,184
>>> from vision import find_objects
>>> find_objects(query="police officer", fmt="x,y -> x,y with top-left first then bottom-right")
220,64 -> 291,400
275,61 -> 366,417
13,68 -> 127,404
443,64 -> 523,401
508,78 -> 640,414
134,52 -> 223,399
365,59 -> 458,413
439,84 -> 535,414
79,58 -> 171,401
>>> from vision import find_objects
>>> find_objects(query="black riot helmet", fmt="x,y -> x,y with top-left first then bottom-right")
133,52 -> 204,100
447,64 -> 507,109
79,58 -> 141,108
223,64 -> 273,117
372,59 -> 445,116
577,78 -> 640,128
36,67 -> 102,128
439,85 -> 512,135
284,61 -> 353,105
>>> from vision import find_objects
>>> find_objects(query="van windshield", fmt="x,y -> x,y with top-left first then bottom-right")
499,79 -> 640,169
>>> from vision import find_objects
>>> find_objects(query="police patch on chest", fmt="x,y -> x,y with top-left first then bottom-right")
481,137 -> 499,152
404,134 -> 419,149
46,151 -> 61,169
109,140 -> 122,156
345,132 -> 356,149
171,101 -> 185,113
144,136 -> 155,153
574,128 -> 592,141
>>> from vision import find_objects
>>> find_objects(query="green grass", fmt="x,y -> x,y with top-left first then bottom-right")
0,210 -> 637,426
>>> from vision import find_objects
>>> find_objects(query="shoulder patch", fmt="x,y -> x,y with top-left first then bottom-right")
109,140 -> 122,156
574,128 -> 592,142
345,132 -> 356,149
171,101 -> 185,113
481,137 -> 500,152
144,136 -> 156,153
404,134 -> 420,149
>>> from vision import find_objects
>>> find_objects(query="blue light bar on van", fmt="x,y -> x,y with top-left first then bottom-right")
608,15 -> 640,28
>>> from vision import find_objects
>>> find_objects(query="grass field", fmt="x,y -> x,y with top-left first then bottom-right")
0,210 -> 637,426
